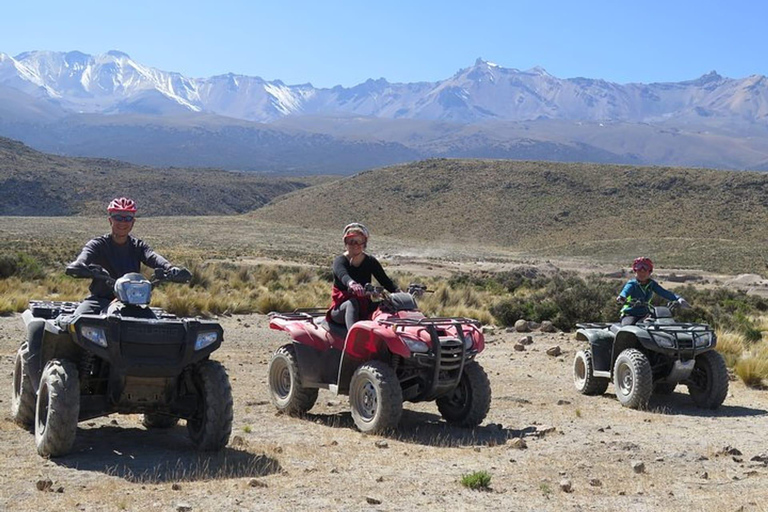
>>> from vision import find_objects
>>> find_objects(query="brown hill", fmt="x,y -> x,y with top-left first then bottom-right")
0,136 -> 328,216
253,159 -> 768,272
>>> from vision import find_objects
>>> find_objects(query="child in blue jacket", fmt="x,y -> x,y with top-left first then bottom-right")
616,257 -> 689,325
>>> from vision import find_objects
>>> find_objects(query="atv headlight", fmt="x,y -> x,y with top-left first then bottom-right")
195,331 -> 219,351
81,325 -> 108,347
695,331 -> 713,348
652,332 -> 675,349
462,332 -> 474,350
404,338 -> 429,354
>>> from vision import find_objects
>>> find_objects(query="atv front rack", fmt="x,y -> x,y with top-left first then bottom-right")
28,300 -> 178,320
29,300 -> 79,319
377,317 -> 481,329
645,323 -> 714,352
378,317 -> 480,401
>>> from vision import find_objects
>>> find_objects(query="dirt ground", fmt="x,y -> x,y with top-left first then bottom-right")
1,310 -> 768,512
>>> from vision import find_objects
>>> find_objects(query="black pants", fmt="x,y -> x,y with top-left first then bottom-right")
621,316 -> 642,326
74,296 -> 112,316
330,298 -> 361,330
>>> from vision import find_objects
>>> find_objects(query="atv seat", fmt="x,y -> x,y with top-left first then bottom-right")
319,319 -> 348,340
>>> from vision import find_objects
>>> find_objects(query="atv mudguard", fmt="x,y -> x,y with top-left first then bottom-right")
575,328 -> 614,372
614,325 -> 658,356
269,316 -> 333,351
21,309 -> 81,392
331,320 -> 411,392
344,320 -> 410,360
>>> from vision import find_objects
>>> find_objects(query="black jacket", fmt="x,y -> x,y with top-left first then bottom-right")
66,234 -> 171,298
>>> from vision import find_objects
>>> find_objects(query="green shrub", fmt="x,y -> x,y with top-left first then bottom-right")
0,252 -> 46,280
460,470 -> 491,490
490,273 -> 617,329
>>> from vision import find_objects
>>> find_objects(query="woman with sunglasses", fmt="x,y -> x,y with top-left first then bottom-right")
616,257 -> 689,325
327,223 -> 399,330
65,197 -> 183,316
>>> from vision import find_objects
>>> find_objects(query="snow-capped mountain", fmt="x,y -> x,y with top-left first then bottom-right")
2,51 -> 767,125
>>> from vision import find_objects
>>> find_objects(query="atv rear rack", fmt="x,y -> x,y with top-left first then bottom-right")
268,308 -> 327,323
576,322 -> 614,329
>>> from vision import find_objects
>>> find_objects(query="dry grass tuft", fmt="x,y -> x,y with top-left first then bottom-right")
716,330 -> 747,368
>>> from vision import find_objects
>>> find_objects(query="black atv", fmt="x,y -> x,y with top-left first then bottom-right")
572,301 -> 728,410
11,266 -> 233,457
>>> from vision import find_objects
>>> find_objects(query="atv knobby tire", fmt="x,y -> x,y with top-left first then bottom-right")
12,343 -> 36,427
436,361 -> 491,427
613,348 -> 653,410
268,344 -> 318,415
573,349 -> 609,396
35,359 -> 80,457
187,360 -> 233,451
349,361 -> 403,434
687,350 -> 729,409
142,413 -> 180,429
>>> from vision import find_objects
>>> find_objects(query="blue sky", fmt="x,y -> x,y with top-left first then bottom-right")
2,0 -> 765,87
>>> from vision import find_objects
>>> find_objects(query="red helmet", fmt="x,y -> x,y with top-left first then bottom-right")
632,257 -> 653,273
107,197 -> 137,213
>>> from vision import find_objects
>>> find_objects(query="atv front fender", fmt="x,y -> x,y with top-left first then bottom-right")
345,321 -> 410,360
575,328 -> 614,372
21,310 -> 73,393
615,326 -> 657,354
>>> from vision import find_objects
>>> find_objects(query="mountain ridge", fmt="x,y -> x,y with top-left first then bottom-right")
1,50 -> 768,173
2,50 -> 767,125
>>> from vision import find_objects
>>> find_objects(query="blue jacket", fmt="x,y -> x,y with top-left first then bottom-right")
619,278 -> 679,317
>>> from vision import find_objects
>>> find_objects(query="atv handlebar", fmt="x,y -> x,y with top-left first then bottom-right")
624,299 -> 690,310
363,283 -> 431,298
66,263 -> 191,287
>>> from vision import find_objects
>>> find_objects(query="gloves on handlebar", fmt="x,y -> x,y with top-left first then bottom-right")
348,282 -> 366,297
168,266 -> 192,283
677,297 -> 691,309
615,295 -> 626,304
88,264 -> 112,279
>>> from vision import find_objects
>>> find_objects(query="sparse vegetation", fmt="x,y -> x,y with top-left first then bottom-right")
2,215 -> 767,384
254,159 -> 768,274
460,470 -> 492,490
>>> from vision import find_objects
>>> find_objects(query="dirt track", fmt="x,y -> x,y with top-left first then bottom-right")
1,313 -> 768,512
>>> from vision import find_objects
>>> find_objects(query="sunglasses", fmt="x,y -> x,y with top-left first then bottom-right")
345,239 -> 365,246
111,214 -> 135,222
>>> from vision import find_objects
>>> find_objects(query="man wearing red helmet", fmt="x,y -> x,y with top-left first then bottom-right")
65,197 -> 181,315
616,257 -> 689,325
327,223 -> 399,330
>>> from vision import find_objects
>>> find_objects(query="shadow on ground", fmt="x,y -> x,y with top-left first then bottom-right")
600,392 -> 768,418
305,409 -> 540,447
53,425 -> 281,483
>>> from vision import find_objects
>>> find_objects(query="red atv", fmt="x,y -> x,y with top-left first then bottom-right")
267,284 -> 491,433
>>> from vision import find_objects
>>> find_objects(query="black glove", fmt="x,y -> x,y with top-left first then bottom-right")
168,266 -> 192,283
88,264 -> 112,279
